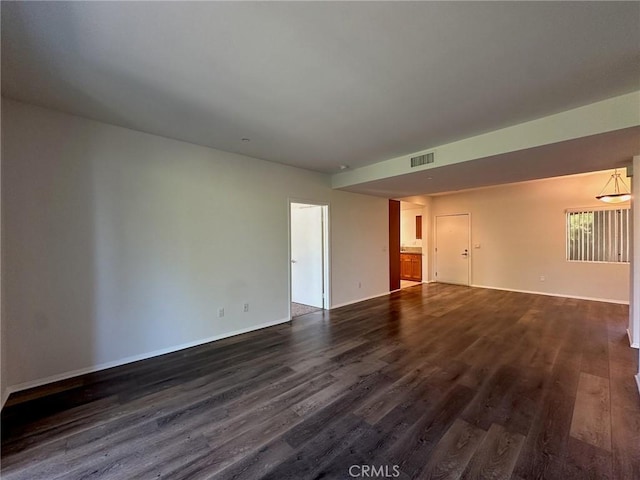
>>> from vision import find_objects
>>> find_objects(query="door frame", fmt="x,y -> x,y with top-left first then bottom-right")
434,213 -> 471,286
288,198 -> 330,319
389,199 -> 401,291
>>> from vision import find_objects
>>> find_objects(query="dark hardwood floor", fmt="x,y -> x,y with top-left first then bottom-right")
1,284 -> 639,479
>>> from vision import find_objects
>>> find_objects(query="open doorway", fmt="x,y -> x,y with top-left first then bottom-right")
289,202 -> 329,318
389,199 -> 425,290
399,201 -> 424,288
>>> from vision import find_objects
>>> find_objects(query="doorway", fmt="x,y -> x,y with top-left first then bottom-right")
389,200 -> 425,290
289,202 -> 329,318
400,201 -> 424,287
435,214 -> 470,285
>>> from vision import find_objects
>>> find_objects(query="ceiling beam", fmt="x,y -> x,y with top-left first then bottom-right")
332,91 -> 640,190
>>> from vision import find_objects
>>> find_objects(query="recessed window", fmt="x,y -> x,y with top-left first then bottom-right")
566,208 -> 630,263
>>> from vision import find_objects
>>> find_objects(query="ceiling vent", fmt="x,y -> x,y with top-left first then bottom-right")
410,152 -> 435,168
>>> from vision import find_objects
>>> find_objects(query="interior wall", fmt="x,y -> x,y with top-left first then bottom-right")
1,99 -> 390,391
431,171 -> 631,303
631,156 -> 640,348
330,190 -> 389,307
0,94 -> 6,407
422,198 -> 433,282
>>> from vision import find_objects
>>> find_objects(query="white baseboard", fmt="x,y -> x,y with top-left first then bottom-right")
330,291 -> 393,310
470,284 -> 629,305
627,329 -> 640,349
3,317 -> 291,401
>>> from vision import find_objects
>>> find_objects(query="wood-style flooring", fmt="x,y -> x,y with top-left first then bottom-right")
2,284 -> 639,479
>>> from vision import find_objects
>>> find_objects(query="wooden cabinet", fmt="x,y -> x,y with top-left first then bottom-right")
401,254 -> 412,280
410,255 -> 422,280
400,253 -> 422,281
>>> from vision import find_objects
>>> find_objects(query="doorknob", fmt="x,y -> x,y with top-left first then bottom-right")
461,249 -> 468,257
291,259 -> 297,264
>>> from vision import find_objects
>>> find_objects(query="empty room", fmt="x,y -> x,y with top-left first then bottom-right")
1,2 -> 639,479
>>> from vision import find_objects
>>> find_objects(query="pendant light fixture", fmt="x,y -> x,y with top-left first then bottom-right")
595,169 -> 631,203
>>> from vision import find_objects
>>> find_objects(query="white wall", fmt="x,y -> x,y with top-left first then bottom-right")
1,99 -> 390,392
400,206 -> 422,248
330,190 -> 389,308
431,172 -> 630,303
0,94 -> 6,407
422,198 -> 433,282
631,156 -> 640,349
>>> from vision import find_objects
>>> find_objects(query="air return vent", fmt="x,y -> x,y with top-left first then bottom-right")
410,152 -> 435,168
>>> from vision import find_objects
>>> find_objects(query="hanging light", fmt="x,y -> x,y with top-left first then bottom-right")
596,169 -> 631,203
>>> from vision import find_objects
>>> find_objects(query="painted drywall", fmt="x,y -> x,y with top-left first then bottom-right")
631,156 -> 640,348
333,91 -> 640,189
330,190 -> 389,307
400,206 -> 422,248
0,94 -> 6,408
431,171 -> 631,303
1,99 -> 390,391
422,199 -> 433,282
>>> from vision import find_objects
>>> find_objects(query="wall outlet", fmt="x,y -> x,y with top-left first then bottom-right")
218,308 -> 224,318
539,275 -> 546,282
243,303 -> 249,312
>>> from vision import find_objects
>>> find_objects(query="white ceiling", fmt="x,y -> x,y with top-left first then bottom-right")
2,1 -> 639,176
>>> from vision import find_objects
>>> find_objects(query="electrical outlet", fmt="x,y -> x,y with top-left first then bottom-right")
218,308 -> 224,318
539,275 -> 546,282
243,303 -> 249,313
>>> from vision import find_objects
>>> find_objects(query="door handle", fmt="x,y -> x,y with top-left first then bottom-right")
461,249 -> 468,257
291,260 -> 297,264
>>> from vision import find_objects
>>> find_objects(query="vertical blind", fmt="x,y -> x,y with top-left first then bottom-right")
566,208 -> 630,263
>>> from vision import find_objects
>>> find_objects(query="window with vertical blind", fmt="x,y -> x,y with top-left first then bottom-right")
566,207 -> 630,263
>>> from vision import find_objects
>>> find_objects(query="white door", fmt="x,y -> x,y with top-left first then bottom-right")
291,204 -> 324,308
435,214 -> 470,285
